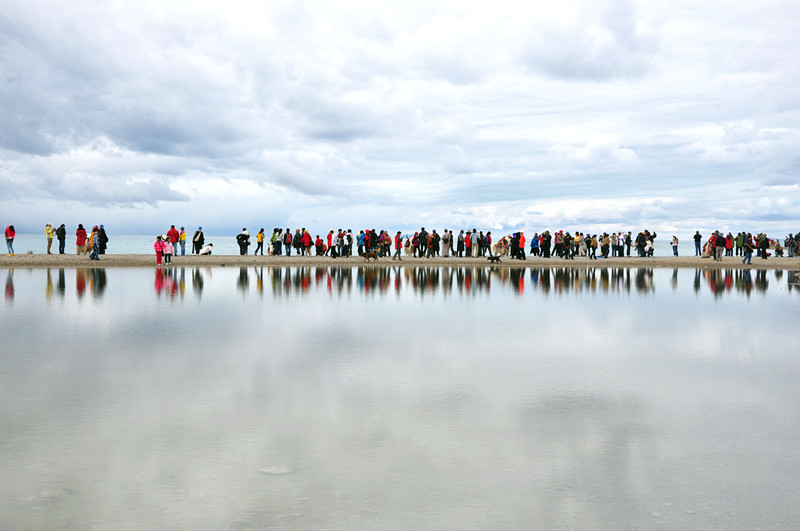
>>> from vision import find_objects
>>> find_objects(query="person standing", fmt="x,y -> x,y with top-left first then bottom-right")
713,231 -> 725,261
283,228 -> 293,256
76,224 -> 88,254
255,228 -> 265,255
179,227 -> 186,256
418,227 -> 428,257
542,231 -> 552,258
671,235 -> 679,256
163,236 -> 174,265
758,233 -> 770,259
742,234 -> 754,265
98,225 -> 109,254
56,223 -> 67,254
441,230 -> 450,258
393,231 -> 403,261
4,225 -> 15,256
693,231 -> 702,256
89,226 -> 100,260
357,230 -> 365,255
154,236 -> 166,266
167,225 -> 180,252
272,228 -> 283,255
601,233 -> 611,258
45,223 -> 54,254
236,228 -> 250,255
192,227 -> 205,255
293,229 -> 303,256
327,230 -> 335,257
735,232 -> 744,256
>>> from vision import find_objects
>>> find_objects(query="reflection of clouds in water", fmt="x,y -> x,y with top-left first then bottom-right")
1,266 -> 800,529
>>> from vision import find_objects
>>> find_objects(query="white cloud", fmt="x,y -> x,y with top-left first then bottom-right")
1,0 -> 799,236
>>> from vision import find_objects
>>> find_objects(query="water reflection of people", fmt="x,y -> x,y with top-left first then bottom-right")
154,267 -> 182,298
148,266 -> 792,299
701,269 -> 768,296
76,269 -> 87,298
57,268 -> 66,299
4,269 -> 13,301
237,267 -> 249,294
789,271 -> 800,292
90,268 -> 107,298
192,267 -> 205,297
46,269 -> 53,300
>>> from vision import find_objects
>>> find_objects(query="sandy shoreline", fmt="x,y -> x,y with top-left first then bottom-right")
1,253 -> 798,270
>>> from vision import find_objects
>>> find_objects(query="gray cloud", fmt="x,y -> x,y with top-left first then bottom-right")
1,0 -> 799,235
520,0 -> 657,81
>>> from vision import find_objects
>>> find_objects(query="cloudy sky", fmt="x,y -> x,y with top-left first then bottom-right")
1,0 -> 798,235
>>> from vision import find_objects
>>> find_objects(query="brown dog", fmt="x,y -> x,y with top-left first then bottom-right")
362,251 -> 378,262
487,255 -> 501,263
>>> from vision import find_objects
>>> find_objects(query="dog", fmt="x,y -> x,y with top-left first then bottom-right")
487,255 -> 501,263
361,251 -> 378,262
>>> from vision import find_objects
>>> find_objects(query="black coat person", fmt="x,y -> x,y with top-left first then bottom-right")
98,225 -> 109,254
236,229 -> 250,255
55,224 -> 67,254
192,228 -> 205,254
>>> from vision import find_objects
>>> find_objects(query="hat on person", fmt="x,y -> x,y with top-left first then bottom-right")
162,235 -> 168,240
198,227 -> 202,230
100,224 -> 104,228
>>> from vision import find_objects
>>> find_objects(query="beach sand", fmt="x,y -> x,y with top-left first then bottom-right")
1,253 -> 798,270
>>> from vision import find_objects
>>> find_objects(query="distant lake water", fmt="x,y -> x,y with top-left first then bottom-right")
2,266 -> 799,529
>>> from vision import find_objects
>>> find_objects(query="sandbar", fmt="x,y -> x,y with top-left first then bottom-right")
1,253 -> 797,270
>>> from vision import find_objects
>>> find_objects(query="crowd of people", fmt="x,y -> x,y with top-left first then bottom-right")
696,231 -> 797,263
2,224 -> 798,265
222,227 -> 800,263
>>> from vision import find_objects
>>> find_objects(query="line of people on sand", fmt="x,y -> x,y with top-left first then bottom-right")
3,222 -> 797,264
204,227 -> 800,262
3,223 -> 111,259
696,231 -> 798,262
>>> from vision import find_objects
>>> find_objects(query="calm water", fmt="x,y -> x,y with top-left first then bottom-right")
2,266 -> 799,530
